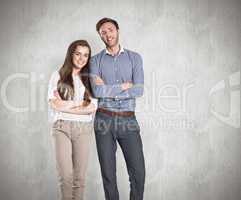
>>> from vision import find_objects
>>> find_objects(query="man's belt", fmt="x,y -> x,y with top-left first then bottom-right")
97,108 -> 134,117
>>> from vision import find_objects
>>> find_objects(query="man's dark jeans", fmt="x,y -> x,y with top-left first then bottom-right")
94,111 -> 145,200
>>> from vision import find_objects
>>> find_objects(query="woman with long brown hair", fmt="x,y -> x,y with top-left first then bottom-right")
47,40 -> 96,200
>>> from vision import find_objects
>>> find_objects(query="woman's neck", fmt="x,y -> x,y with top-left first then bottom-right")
72,68 -> 80,76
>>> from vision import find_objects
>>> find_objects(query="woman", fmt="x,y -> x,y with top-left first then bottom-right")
47,40 -> 96,200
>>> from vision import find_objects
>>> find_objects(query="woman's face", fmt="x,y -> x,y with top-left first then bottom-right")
72,45 -> 90,69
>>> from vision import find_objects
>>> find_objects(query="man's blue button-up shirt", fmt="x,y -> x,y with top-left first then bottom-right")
89,48 -> 144,112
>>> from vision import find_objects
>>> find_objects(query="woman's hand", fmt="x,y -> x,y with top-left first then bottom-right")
54,90 -> 61,99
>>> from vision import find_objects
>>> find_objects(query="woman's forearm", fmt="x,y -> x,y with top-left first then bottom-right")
51,101 -> 96,115
65,103 -> 96,115
49,99 -> 83,111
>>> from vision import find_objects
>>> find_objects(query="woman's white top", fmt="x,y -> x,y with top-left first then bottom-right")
47,71 -> 97,123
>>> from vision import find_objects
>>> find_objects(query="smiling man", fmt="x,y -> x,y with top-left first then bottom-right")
90,18 -> 145,200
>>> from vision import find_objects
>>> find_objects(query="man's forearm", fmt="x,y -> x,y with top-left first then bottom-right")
92,84 -> 123,98
117,84 -> 144,98
92,83 -> 144,99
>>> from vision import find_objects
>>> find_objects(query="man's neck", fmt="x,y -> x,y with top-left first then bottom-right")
106,44 -> 120,56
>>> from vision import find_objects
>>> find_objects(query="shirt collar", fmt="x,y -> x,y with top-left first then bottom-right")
105,45 -> 124,56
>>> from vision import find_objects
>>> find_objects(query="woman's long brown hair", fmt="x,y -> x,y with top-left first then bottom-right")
57,40 -> 92,106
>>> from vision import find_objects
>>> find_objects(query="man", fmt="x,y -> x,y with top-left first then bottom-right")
90,18 -> 145,200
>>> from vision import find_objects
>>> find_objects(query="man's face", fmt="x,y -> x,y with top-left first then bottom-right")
98,22 -> 119,48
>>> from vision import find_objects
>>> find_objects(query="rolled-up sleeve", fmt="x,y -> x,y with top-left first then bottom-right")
117,53 -> 144,98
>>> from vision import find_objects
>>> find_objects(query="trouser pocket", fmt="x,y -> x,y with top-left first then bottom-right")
52,120 -> 71,138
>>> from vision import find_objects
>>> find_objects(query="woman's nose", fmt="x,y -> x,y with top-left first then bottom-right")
78,54 -> 83,60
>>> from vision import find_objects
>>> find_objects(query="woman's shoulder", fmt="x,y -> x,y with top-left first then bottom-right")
50,70 -> 60,80
48,70 -> 60,85
51,70 -> 60,78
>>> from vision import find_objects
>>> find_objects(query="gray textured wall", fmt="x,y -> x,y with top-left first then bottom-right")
0,0 -> 240,199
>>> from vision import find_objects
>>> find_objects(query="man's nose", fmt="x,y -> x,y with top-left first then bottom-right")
106,33 -> 111,38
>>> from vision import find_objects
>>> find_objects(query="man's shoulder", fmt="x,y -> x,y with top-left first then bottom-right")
91,50 -> 106,61
124,49 -> 142,60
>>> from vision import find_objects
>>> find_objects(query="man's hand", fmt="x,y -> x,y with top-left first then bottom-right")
121,82 -> 133,91
94,76 -> 105,85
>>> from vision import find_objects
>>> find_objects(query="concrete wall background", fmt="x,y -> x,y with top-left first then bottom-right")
0,0 -> 240,199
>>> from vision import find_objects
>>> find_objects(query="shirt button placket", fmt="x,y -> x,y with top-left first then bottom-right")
114,56 -> 119,84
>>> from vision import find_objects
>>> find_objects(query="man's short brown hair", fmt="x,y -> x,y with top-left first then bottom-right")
96,18 -> 119,32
